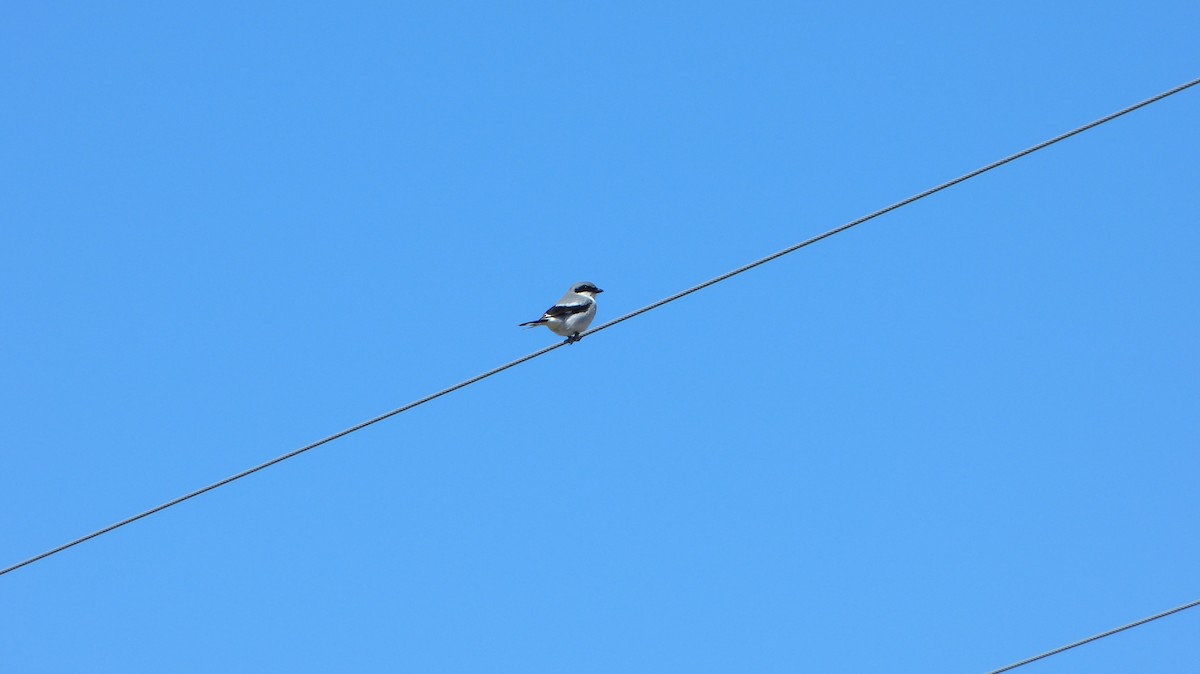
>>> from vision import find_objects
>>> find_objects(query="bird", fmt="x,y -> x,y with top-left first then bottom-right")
519,282 -> 604,344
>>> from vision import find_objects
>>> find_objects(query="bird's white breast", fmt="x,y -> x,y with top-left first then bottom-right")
547,301 -> 597,336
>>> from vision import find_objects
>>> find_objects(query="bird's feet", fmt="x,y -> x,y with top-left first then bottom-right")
564,332 -> 582,345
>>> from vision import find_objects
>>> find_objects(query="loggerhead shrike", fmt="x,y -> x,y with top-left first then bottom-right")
519,282 -> 604,344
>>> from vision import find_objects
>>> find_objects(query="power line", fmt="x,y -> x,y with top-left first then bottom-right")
983,599 -> 1200,673
0,341 -> 567,577
2,76 -> 1197,579
585,76 -> 1200,336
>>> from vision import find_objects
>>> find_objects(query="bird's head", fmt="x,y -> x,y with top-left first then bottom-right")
572,282 -> 603,297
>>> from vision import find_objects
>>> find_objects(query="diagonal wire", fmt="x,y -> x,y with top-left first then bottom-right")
983,599 -> 1200,673
2,76 -> 1198,578
586,76 -> 1200,336
0,340 -> 569,577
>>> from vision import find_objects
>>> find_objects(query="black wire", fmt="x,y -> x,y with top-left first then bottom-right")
2,76 -> 1197,579
587,76 -> 1200,336
0,340 -> 568,577
983,599 -> 1200,673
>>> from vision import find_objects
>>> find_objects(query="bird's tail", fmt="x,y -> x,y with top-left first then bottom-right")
518,319 -> 547,328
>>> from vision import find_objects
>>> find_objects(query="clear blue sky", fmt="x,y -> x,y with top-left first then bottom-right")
2,2 -> 1197,672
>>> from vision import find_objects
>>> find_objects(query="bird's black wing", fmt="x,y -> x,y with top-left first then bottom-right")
542,301 -> 592,318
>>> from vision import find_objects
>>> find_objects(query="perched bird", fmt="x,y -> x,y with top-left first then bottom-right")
519,282 -> 604,344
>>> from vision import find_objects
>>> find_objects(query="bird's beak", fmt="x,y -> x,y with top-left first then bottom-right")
594,288 -> 604,294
